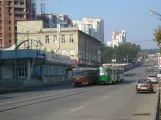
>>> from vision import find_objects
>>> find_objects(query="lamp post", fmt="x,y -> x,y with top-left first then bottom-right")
150,10 -> 161,20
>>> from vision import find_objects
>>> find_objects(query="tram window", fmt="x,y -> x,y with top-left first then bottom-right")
73,71 -> 84,76
99,69 -> 107,75
107,70 -> 111,74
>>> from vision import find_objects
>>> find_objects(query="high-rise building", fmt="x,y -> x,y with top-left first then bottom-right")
106,30 -> 126,47
0,0 -> 36,48
72,17 -> 104,43
37,13 -> 73,28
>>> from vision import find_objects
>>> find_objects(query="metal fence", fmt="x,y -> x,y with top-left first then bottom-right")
152,90 -> 160,120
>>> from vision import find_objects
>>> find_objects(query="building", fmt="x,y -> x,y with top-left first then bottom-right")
72,17 -> 104,43
27,0 -> 37,20
0,49 -> 72,89
37,14 -> 73,28
72,20 -> 91,35
0,0 -> 36,48
17,20 -> 101,67
106,30 -> 126,47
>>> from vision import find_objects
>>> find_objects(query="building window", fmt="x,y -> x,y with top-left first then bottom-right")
70,34 -> 74,42
53,35 -> 57,43
61,35 -> 65,43
70,49 -> 74,56
18,67 -> 27,78
9,27 -> 11,31
45,35 -> 49,43
62,49 -> 66,55
9,40 -> 11,43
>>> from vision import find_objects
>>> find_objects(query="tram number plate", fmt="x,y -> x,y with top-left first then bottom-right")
141,87 -> 147,89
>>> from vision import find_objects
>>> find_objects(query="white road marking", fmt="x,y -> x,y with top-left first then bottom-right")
101,96 -> 110,100
70,105 -> 85,112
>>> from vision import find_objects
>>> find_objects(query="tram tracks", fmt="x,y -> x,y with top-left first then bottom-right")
0,82 -> 132,113
0,85 -> 109,112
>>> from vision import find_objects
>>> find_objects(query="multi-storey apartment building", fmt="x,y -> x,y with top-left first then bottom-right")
17,20 -> 101,66
0,0 -> 36,48
37,13 -> 73,28
107,30 -> 126,47
73,17 -> 104,43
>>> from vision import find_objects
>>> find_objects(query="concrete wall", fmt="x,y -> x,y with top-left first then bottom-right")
1,65 -> 13,79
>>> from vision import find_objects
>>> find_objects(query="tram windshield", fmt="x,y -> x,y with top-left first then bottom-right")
73,71 -> 84,76
99,69 -> 107,75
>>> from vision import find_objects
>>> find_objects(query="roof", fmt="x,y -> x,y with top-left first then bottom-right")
72,67 -> 97,71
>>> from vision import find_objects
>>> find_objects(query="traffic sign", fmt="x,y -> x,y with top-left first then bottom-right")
112,59 -> 116,63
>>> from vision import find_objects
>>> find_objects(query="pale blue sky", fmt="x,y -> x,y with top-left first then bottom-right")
36,0 -> 161,49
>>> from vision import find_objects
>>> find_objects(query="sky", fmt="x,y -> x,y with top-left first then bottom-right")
36,0 -> 161,49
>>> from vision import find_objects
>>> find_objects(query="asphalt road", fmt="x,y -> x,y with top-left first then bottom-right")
0,61 -> 159,120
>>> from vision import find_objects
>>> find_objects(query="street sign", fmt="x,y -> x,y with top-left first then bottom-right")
112,59 -> 116,63
159,57 -> 161,68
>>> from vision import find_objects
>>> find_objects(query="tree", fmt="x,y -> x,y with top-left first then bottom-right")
102,43 -> 141,63
102,46 -> 113,63
154,26 -> 161,45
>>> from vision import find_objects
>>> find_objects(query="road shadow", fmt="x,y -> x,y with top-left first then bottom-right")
137,92 -> 156,94
110,80 -> 136,85
142,64 -> 151,67
0,84 -> 79,95
124,73 -> 137,77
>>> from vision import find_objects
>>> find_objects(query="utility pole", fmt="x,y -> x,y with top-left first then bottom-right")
85,38 -> 86,67
127,54 -> 128,63
55,23 -> 60,54
27,31 -> 29,49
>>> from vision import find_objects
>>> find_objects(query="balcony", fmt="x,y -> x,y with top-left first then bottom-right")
15,17 -> 25,21
14,5 -> 25,8
15,11 -> 25,15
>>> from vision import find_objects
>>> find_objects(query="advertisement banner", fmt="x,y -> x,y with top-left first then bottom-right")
160,57 -> 161,68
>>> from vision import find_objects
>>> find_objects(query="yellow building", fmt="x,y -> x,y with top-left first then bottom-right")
17,20 -> 101,66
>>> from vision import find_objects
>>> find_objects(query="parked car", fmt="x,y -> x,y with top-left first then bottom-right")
147,75 -> 158,84
136,79 -> 153,93
155,65 -> 158,68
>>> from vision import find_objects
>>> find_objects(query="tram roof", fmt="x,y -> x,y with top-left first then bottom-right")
99,66 -> 123,70
72,67 -> 97,71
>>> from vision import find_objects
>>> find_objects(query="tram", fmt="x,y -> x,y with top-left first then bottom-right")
72,67 -> 98,87
97,66 -> 124,84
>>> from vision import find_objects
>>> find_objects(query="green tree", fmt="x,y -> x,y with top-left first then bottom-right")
102,43 -> 141,63
102,45 -> 113,63
154,26 -> 161,45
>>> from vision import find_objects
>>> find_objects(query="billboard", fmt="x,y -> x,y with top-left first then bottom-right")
160,57 -> 161,68
158,53 -> 161,69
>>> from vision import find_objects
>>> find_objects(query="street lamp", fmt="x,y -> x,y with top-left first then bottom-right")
150,10 -> 161,20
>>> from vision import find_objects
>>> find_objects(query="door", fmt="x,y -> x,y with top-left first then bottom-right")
18,67 -> 26,78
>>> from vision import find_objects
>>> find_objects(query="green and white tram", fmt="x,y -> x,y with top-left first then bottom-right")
97,66 -> 124,84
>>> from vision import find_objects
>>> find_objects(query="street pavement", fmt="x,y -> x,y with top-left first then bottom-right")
0,61 -> 159,120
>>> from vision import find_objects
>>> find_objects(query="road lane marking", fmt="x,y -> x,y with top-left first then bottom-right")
70,105 -> 85,112
101,96 -> 110,100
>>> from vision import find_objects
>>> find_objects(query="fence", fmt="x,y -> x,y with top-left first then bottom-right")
152,90 -> 160,120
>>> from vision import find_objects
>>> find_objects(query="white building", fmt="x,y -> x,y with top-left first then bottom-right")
72,17 -> 104,43
107,30 -> 126,47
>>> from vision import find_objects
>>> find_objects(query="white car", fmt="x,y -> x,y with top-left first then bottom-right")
155,65 -> 158,68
